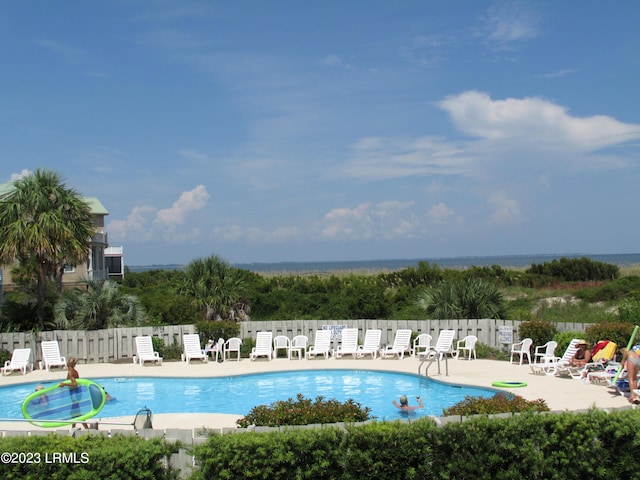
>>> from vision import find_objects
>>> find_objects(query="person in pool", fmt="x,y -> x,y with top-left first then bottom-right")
58,357 -> 90,429
393,395 -> 424,412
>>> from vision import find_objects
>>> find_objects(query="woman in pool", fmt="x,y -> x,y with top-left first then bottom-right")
392,395 -> 424,412
58,357 -> 90,429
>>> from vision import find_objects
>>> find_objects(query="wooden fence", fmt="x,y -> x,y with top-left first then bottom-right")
0,319 -> 589,365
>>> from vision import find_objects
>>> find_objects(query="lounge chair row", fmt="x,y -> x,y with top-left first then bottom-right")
1,341 -> 68,376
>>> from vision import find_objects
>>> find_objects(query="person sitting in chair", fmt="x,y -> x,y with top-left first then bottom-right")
569,340 -> 592,368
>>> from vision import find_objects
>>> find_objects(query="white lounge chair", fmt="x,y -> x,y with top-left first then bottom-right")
250,332 -> 273,361
411,333 -> 432,358
40,340 -> 67,371
534,341 -> 558,364
530,338 -> 580,376
419,330 -> 456,360
510,338 -> 533,365
357,329 -> 382,359
225,337 -> 243,361
273,335 -> 291,359
289,335 -> 308,360
1,348 -> 33,375
333,328 -> 359,359
307,330 -> 332,359
456,335 -> 478,361
134,336 -> 163,366
381,329 -> 412,359
182,333 -> 208,363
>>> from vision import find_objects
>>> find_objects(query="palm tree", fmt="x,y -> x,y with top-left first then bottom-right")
415,277 -> 506,319
180,255 -> 249,321
0,169 -> 95,328
55,280 -> 148,330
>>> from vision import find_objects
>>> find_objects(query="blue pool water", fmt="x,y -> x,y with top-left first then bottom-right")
0,370 -> 496,422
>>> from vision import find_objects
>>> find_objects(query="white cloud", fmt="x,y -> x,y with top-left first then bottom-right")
427,203 -> 455,223
154,185 -> 209,227
107,205 -> 156,241
108,186 -> 209,243
438,90 -> 640,151
487,193 -> 525,226
340,135 -> 473,180
479,1 -> 540,48
9,169 -> 32,182
320,201 -> 420,240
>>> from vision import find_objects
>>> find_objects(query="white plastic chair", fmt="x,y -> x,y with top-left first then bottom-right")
273,335 -> 291,359
411,334 -> 432,358
134,336 -> 163,366
419,330 -> 456,360
534,341 -> 558,364
40,340 -> 67,371
356,329 -> 382,359
456,335 -> 478,361
510,338 -> 533,365
250,332 -> 273,361
381,329 -> 412,359
333,328 -> 359,358
182,333 -> 208,363
289,335 -> 308,360
307,330 -> 332,359
224,337 -> 243,361
1,348 -> 33,375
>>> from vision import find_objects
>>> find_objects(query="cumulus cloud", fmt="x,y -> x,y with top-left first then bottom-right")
320,201 -> 420,240
9,169 -> 32,181
154,185 -> 209,227
108,185 -> 209,243
438,90 -> 640,151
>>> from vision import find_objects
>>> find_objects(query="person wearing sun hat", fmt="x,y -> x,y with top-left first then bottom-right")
392,394 -> 424,412
569,339 -> 592,368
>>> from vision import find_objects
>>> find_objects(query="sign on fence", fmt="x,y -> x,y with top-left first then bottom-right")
498,326 -> 513,344
322,325 -> 347,341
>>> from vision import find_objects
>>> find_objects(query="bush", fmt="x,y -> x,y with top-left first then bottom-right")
195,320 -> 240,343
585,322 -> 635,353
618,298 -> 640,323
0,349 -> 11,366
518,320 -> 559,352
0,434 -> 179,479
151,336 -> 182,361
236,393 -> 373,427
442,394 -> 549,416
553,330 -> 587,357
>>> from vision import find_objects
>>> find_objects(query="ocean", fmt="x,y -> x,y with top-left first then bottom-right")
129,253 -> 640,274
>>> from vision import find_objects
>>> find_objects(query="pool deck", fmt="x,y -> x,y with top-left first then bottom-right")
0,355 -> 629,433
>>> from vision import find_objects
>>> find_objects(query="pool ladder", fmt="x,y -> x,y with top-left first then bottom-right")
418,353 -> 449,383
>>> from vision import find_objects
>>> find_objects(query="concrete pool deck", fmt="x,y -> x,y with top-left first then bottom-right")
0,355 -> 629,433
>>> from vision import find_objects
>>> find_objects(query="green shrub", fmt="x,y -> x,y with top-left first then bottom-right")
618,297 -> 640,323
518,319 -> 559,352
0,349 -> 11,366
195,320 -> 240,343
240,336 -> 255,358
236,393 -> 373,428
553,330 -> 587,356
475,342 -> 510,361
585,322 -> 635,352
442,394 -> 549,416
151,336 -> 182,361
192,427 -> 346,480
0,434 -> 179,479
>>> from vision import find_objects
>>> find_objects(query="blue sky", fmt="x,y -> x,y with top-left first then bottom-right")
2,1 -> 640,266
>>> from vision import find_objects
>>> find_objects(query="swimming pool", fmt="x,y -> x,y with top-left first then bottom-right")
0,370 -> 496,422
